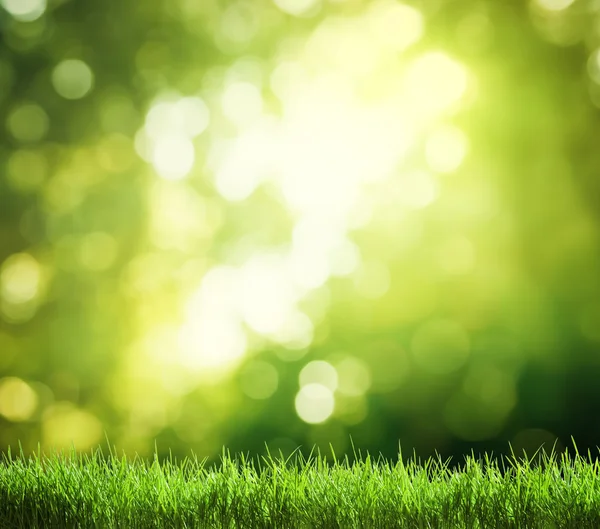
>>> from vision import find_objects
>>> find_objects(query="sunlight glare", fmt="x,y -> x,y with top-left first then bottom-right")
178,256 -> 318,372
275,81 -> 364,217
151,135 -> 195,181
179,316 -> 247,371
288,248 -> 330,290
139,95 -> 209,180
404,52 -> 469,118
425,125 -> 469,174
307,18 -> 383,77
145,97 -> 210,139
353,260 -> 391,299
221,81 -> 264,128
148,181 -> 208,251
328,237 -> 360,277
212,117 -> 278,201
271,310 -> 314,350
270,60 -> 308,102
155,2 -> 478,383
397,170 -> 439,209
238,254 -> 301,336
367,0 -> 424,52
179,266 -> 246,373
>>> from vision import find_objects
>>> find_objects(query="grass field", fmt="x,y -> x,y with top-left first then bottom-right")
1,437 -> 599,528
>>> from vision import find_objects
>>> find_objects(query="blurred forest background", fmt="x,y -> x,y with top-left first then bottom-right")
1,0 -> 600,467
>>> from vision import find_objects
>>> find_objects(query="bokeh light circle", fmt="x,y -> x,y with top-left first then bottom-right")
6,103 -> 49,143
1,0 -> 46,21
295,383 -> 334,424
0,377 -> 38,422
52,60 -> 95,100
299,360 -> 338,391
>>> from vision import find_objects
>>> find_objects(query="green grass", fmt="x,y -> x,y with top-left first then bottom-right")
1,438 -> 599,528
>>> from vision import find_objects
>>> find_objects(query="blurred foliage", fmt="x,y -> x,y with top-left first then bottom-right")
1,0 -> 600,465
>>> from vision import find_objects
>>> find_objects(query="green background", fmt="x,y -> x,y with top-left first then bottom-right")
1,0 -> 600,466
